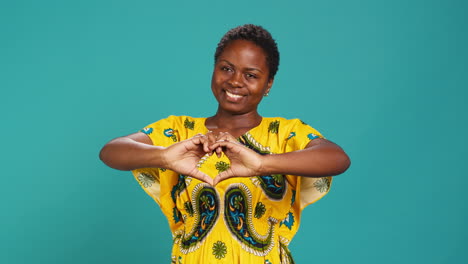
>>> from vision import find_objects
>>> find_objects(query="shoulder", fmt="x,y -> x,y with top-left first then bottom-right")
262,117 -> 309,131
143,115 -> 205,128
140,115 -> 207,143
262,117 -> 307,123
261,117 -> 323,142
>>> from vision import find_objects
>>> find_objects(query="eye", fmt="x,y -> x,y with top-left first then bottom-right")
245,73 -> 258,79
221,66 -> 233,72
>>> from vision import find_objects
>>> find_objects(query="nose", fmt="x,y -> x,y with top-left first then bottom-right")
227,72 -> 243,88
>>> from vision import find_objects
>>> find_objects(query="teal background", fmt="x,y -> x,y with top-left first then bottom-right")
1,0 -> 467,263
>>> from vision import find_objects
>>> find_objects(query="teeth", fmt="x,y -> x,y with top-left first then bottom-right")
226,91 -> 243,98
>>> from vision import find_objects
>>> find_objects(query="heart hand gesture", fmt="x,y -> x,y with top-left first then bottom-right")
163,132 -> 264,186
210,132 -> 264,185
162,133 -> 215,185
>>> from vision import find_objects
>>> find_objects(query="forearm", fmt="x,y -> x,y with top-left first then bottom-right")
259,142 -> 350,177
99,137 -> 166,171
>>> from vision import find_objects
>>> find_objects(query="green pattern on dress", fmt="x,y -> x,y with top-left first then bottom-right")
184,201 -> 194,217
239,133 -> 271,155
238,132 -> 286,200
279,241 -> 296,264
314,177 -> 331,193
254,202 -> 266,219
224,183 -> 277,256
171,175 -> 188,223
272,174 -> 284,184
268,120 -> 280,134
171,255 -> 183,264
164,128 -> 178,142
215,161 -> 230,173
184,118 -> 195,130
212,241 -> 227,259
232,195 -> 244,210
179,184 -> 220,253
137,173 -> 155,188
172,207 -> 182,223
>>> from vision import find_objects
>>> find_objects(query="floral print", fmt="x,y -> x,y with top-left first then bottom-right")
314,177 -> 331,193
215,161 -> 230,173
184,118 -> 195,130
212,241 -> 227,259
254,202 -> 266,219
137,173 -> 155,188
268,120 -> 280,134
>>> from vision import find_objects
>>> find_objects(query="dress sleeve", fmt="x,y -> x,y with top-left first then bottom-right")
286,119 -> 332,211
284,119 -> 324,151
138,115 -> 181,146
131,116 -> 179,206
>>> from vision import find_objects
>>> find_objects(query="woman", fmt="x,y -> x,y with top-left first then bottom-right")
100,24 -> 350,263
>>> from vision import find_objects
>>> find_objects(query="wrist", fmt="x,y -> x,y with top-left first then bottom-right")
258,154 -> 275,176
149,146 -> 168,169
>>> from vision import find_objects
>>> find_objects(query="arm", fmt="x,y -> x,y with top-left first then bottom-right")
99,132 -> 165,171
260,138 -> 350,177
99,132 -> 215,184
211,135 -> 350,185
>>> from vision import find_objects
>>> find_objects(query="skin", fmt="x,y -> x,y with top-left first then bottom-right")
207,39 -> 273,136
99,39 -> 350,186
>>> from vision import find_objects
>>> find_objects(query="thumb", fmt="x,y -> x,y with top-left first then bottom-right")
213,170 -> 231,186
191,170 -> 214,186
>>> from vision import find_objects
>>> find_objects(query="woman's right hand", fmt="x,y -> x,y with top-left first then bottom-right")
162,133 -> 215,185
100,132 -> 216,185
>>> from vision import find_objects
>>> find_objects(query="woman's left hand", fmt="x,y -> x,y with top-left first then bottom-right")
210,132 -> 264,185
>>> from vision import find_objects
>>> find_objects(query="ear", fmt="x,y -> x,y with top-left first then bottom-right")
266,78 -> 274,94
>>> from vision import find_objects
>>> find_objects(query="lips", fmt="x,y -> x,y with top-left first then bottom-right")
224,90 -> 246,102
225,90 -> 244,99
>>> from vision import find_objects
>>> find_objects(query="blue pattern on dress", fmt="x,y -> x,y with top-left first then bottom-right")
279,212 -> 295,230
141,127 -> 153,134
307,133 -> 319,140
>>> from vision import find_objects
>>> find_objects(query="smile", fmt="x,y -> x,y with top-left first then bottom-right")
225,90 -> 244,99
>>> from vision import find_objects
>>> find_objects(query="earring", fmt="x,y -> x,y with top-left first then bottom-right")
264,92 -> 269,97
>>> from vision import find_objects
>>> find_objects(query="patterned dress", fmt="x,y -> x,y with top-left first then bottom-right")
132,115 -> 332,264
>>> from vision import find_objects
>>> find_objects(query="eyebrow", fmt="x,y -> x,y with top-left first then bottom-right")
220,59 -> 264,73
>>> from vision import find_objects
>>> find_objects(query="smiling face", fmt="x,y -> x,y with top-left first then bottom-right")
211,39 -> 273,115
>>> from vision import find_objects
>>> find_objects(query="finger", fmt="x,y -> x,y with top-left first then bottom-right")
191,133 -> 211,152
213,171 -> 230,186
216,146 -> 222,158
210,140 -> 237,151
202,136 -> 210,153
208,133 -> 230,157
190,133 -> 204,144
204,131 -> 217,153
206,131 -> 217,142
215,132 -> 236,142
192,170 -> 214,186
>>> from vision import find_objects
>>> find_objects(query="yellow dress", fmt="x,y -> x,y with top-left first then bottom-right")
132,116 -> 332,264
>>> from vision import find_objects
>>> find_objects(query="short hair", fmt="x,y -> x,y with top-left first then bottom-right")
214,24 -> 280,80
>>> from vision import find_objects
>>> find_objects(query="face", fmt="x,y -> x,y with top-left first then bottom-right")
211,39 -> 273,115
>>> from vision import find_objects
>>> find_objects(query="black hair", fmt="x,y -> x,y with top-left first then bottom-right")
214,24 -> 280,80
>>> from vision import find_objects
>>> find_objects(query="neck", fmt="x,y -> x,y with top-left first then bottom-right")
206,108 -> 263,130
